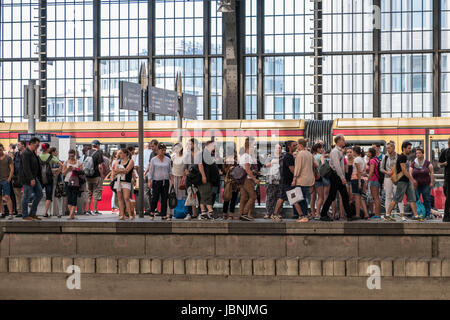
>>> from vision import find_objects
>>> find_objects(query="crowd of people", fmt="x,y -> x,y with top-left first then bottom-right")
0,134 -> 449,223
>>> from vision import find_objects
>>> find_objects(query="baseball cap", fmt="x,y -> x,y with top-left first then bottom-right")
92,140 -> 101,145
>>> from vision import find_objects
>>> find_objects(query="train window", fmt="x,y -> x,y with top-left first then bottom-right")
345,141 -> 386,154
431,140 -> 448,175
255,141 -> 282,164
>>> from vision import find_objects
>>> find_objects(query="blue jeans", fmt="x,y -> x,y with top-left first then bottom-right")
416,184 -> 431,217
22,180 -> 43,218
296,185 -> 311,217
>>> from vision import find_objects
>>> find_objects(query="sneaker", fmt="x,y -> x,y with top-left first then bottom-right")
94,211 -> 101,215
8,215 -> 13,220
22,216 -> 33,221
200,213 -> 209,220
413,216 -> 424,222
370,215 -> 382,220
15,214 -> 22,218
85,211 -> 92,216
320,216 -> 332,221
383,215 -> 395,221
401,216 -> 407,222
240,215 -> 252,221
184,214 -> 192,221
31,215 -> 42,221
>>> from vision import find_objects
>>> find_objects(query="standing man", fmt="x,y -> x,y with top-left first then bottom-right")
0,144 -> 14,219
20,137 -> 43,221
292,138 -> 316,223
320,134 -> 355,221
198,141 -> 220,220
12,141 -> 25,217
84,140 -> 104,215
272,140 -> 297,221
439,138 -> 450,222
380,141 -> 405,218
384,141 -> 423,221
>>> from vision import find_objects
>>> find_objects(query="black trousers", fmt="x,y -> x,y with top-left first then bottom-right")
320,171 -> 353,218
223,191 -> 238,214
445,181 -> 450,216
150,180 -> 170,216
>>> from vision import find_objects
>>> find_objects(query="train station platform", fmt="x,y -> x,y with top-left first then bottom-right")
2,216 -> 450,299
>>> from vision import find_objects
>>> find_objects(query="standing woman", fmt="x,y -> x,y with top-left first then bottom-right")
311,143 -> 325,219
171,143 -> 186,202
239,138 -> 259,221
148,143 -> 174,220
264,144 -> 282,219
106,150 -> 119,213
62,149 -> 82,220
351,146 -> 369,219
39,143 -> 61,218
410,148 -> 434,219
222,149 -> 239,220
113,148 -> 135,220
367,147 -> 381,219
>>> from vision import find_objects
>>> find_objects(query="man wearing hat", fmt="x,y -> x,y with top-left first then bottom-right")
85,140 -> 104,215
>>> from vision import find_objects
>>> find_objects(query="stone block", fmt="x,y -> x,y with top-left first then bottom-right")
241,259 -> 253,276
173,258 -> 185,275
276,258 -> 298,276
299,259 -> 311,276
230,259 -> 242,276
333,259 -> 346,277
442,260 -> 450,277
416,260 -> 429,277
286,236 -> 358,258
359,236 -> 432,258
78,234 -> 145,256
52,257 -> 74,273
0,257 -> 7,272
430,259 -> 442,277
151,258 -> 162,274
74,257 -> 95,274
322,259 -> 334,276
393,259 -> 406,277
139,258 -> 151,274
162,258 -> 174,275
381,259 -> 393,277
147,235 -> 214,257
345,258 -> 358,277
405,260 -> 428,277
9,256 -> 29,273
30,256 -> 52,273
96,257 -> 118,274
118,258 -> 140,274
185,258 -> 207,275
253,259 -> 275,276
216,235 -> 286,257
358,259 -> 371,277
9,234 -> 76,256
208,258 -> 229,276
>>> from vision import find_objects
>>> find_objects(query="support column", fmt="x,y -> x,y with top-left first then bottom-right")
373,0 -> 381,118
93,0 -> 101,121
148,0 -> 155,121
203,0 -> 211,120
312,0 -> 323,120
38,0 -> 47,122
222,0 -> 239,119
237,0 -> 246,119
433,0 -> 441,117
256,0 -> 264,119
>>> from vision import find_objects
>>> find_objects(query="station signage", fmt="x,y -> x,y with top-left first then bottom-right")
119,81 -> 142,112
18,133 -> 52,142
148,86 -> 178,117
182,93 -> 198,120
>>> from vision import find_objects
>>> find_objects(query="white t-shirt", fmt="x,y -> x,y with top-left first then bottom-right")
239,153 -> 256,179
351,156 -> 366,180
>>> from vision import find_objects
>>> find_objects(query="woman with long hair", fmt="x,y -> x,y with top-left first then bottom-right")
311,143 -> 325,219
62,149 -> 83,220
264,144 -> 282,220
112,148 -> 135,220
367,147 -> 382,219
171,143 -> 186,202
351,146 -> 369,219
106,150 -> 119,213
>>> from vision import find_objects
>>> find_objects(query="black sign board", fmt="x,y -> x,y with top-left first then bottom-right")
119,81 -> 142,112
148,86 -> 178,117
18,133 -> 52,143
183,93 -> 198,120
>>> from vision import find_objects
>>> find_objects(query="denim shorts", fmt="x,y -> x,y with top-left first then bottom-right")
322,177 -> 331,186
314,178 -> 324,188
351,179 -> 364,195
368,180 -> 380,188
394,180 -> 416,203
0,180 -> 11,196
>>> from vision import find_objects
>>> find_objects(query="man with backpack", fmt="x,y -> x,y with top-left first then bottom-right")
20,137 -> 43,221
83,140 -> 104,215
39,143 -> 61,218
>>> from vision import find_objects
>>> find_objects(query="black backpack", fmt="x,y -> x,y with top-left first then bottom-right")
39,155 -> 53,185
187,165 -> 203,187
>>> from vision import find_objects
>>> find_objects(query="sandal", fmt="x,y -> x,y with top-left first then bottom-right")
222,214 -> 228,220
228,215 -> 234,220
264,214 -> 270,219
119,216 -> 125,220
296,217 -> 309,223
149,214 -> 155,220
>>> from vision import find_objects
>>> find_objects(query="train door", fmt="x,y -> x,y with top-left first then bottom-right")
429,139 -> 448,210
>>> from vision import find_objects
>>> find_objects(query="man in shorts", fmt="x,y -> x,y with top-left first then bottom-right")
198,141 -> 219,220
85,140 -> 104,215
